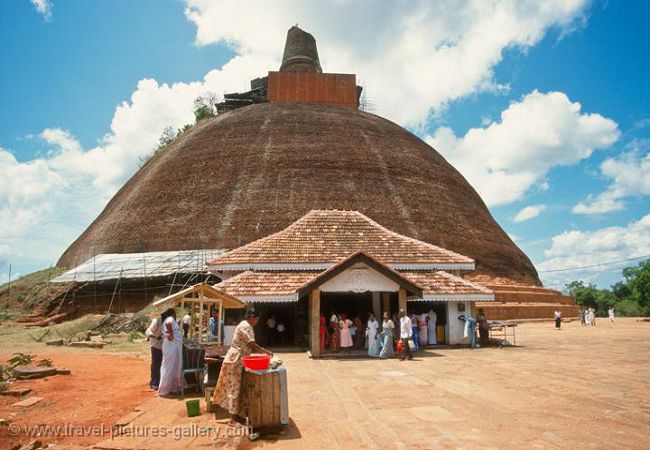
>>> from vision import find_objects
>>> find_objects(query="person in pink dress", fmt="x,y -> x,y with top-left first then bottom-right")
319,316 -> 328,355
339,314 -> 354,351
418,312 -> 428,346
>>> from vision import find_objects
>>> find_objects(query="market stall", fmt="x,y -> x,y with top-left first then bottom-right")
488,321 -> 518,346
153,283 -> 245,345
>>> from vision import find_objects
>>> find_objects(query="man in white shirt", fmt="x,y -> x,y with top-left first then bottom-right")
182,312 -> 191,338
145,315 -> 163,389
399,309 -> 413,360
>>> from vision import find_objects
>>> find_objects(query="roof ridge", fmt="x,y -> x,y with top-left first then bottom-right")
311,250 -> 426,291
206,212 -> 316,265
351,211 -> 473,263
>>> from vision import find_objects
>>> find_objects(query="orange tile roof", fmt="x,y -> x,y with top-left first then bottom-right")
213,268 -> 493,303
207,210 -> 474,271
214,271 -> 316,302
400,271 -> 494,301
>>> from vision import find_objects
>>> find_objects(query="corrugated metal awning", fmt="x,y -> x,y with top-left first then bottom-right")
51,249 -> 226,283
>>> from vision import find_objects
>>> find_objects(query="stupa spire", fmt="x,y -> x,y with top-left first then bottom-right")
279,26 -> 322,73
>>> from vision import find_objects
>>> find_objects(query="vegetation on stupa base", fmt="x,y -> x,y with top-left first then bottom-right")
192,91 -> 219,122
0,266 -> 66,313
139,91 -> 220,166
566,259 -> 650,317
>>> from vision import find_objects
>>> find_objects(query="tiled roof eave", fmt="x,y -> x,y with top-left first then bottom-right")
238,294 -> 300,303
410,293 -> 495,302
207,262 -> 475,272
391,263 -> 474,270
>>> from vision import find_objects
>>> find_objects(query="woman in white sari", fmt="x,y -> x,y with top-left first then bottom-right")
158,308 -> 183,397
427,310 -> 437,345
366,313 -> 382,357
379,312 -> 395,359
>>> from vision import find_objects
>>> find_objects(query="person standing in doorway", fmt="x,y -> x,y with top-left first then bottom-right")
554,308 -> 562,330
367,313 -> 381,357
410,314 -> 419,352
276,321 -> 286,345
418,312 -> 428,347
339,314 -> 354,351
427,310 -> 437,345
379,312 -> 395,359
145,313 -> 163,390
319,316 -> 328,355
398,309 -> 413,360
353,315 -> 365,349
266,315 -> 277,347
329,312 -> 340,352
608,307 -> 616,323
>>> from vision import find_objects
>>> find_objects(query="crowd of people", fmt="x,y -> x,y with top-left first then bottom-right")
554,306 -> 616,330
321,309 -> 440,359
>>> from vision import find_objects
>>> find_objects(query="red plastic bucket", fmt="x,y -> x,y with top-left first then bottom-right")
242,354 -> 271,370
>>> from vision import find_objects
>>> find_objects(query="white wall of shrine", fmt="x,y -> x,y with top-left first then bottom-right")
446,301 -> 473,345
319,264 -> 400,293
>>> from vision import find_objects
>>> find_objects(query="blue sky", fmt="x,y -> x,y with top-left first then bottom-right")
1,0 -> 649,290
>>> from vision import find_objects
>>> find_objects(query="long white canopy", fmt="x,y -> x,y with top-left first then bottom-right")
51,249 -> 225,283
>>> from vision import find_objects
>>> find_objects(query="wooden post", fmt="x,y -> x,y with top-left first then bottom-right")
198,293 -> 204,343
218,301 -> 223,346
398,288 -> 407,314
381,292 -> 390,316
108,268 -> 123,314
372,292 -> 380,317
309,289 -> 321,357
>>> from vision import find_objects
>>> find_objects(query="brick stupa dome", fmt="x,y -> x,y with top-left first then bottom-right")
58,100 -> 541,286
57,26 -> 543,287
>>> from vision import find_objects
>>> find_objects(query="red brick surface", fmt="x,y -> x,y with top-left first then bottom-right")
267,71 -> 357,108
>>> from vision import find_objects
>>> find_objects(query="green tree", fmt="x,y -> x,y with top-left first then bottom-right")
623,259 -> 650,311
193,92 -> 218,122
176,123 -> 193,136
565,280 -> 615,316
611,280 -> 632,301
158,126 -> 176,149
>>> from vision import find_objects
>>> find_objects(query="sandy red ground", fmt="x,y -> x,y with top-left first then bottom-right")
0,352 -> 152,449
1,319 -> 649,449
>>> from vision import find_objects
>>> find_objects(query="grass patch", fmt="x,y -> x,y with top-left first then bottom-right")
50,314 -> 105,339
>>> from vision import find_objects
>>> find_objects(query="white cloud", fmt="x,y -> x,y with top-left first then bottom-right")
0,55 -> 277,271
514,204 -> 546,223
573,147 -> 650,214
183,0 -> 590,126
1,0 -> 594,275
30,0 -> 52,21
427,90 -> 620,206
507,233 -> 520,243
536,214 -> 650,287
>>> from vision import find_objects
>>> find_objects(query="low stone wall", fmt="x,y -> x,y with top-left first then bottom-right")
475,284 -> 580,320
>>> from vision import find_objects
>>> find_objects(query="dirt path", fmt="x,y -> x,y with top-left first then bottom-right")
0,351 -> 152,449
1,318 -> 649,449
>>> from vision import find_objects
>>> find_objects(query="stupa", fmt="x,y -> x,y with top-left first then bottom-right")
57,26 -> 577,319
